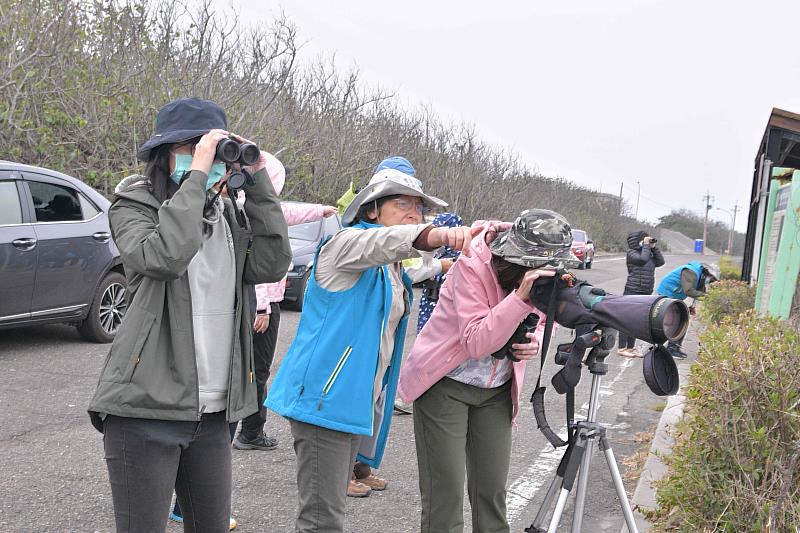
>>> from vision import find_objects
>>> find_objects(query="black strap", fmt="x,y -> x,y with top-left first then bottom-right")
531,281 -> 570,448
535,281 -> 559,391
566,387 -> 575,444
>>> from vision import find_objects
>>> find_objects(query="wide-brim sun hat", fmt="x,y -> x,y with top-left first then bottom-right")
342,168 -> 447,226
137,97 -> 228,162
490,208 -> 581,268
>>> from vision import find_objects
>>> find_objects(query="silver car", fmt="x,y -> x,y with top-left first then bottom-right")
0,161 -> 126,342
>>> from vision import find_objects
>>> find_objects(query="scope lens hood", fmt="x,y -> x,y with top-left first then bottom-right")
642,344 -> 679,396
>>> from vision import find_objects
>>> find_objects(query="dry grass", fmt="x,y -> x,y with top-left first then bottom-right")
621,428 -> 657,494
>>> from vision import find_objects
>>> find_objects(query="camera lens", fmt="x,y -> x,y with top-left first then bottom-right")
650,298 -> 689,343
238,143 -> 260,166
216,138 -> 241,163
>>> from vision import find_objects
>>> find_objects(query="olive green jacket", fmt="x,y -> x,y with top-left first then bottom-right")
88,168 -> 291,432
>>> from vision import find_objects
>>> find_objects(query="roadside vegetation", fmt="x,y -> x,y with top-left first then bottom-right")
0,0 -> 742,252
649,281 -> 799,532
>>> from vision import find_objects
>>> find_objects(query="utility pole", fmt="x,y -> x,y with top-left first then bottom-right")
635,180 -> 641,220
701,191 -> 713,255
619,181 -> 624,216
730,201 -> 740,255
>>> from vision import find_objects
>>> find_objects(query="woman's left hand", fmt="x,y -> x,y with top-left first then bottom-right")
229,133 -> 268,173
510,332 -> 540,361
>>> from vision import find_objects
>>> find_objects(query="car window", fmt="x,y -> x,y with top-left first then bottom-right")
79,193 -> 100,218
0,181 -> 23,225
28,181 -> 83,222
288,220 -> 322,241
572,230 -> 587,242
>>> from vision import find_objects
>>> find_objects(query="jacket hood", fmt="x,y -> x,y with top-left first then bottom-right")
113,175 -> 161,209
627,230 -> 647,249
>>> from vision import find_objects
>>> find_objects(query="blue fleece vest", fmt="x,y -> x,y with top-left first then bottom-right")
657,262 -> 703,300
265,221 -> 412,467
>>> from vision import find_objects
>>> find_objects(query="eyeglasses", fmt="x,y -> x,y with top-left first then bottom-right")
391,197 -> 428,215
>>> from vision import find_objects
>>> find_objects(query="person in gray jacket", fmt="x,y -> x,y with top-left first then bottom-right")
87,98 -> 291,533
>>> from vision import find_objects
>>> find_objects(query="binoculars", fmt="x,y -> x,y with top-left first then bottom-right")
216,136 -> 260,166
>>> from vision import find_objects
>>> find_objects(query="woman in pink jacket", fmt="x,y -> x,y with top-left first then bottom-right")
398,209 -> 578,533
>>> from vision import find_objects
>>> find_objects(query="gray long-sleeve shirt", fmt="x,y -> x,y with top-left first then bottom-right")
315,224 -> 429,403
681,268 -> 705,298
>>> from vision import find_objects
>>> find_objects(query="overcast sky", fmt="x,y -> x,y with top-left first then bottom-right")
217,0 -> 800,232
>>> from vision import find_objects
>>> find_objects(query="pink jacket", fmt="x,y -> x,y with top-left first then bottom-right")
397,226 -> 548,422
254,202 -> 326,311
246,152 -> 328,312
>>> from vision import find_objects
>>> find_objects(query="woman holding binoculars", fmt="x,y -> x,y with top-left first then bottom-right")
88,97 -> 291,532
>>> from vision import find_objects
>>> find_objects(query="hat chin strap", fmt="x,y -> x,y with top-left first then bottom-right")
371,200 -> 382,225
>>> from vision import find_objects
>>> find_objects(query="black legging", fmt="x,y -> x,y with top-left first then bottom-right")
171,422 -> 238,519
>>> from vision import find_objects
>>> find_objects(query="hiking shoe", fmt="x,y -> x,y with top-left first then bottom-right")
670,348 -> 688,360
233,433 -> 278,451
355,473 -> 388,491
347,480 -> 372,498
393,400 -> 413,415
169,508 -> 236,529
170,509 -> 236,529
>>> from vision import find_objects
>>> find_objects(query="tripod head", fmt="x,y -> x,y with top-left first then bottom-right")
551,326 -> 616,394
532,326 -> 616,448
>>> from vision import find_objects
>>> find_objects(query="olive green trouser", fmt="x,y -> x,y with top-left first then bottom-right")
414,377 -> 513,533
290,419 -> 361,533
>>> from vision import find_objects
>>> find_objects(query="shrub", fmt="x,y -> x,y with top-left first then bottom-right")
719,255 -> 743,280
699,280 -> 755,324
649,312 -> 800,532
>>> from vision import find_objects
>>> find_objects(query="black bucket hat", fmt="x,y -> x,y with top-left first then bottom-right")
137,98 -> 228,162
642,344 -> 679,396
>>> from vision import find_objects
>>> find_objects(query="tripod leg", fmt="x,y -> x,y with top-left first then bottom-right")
570,436 -> 595,532
529,474 -> 563,532
546,428 -> 588,533
528,441 -> 576,533
599,435 -> 639,533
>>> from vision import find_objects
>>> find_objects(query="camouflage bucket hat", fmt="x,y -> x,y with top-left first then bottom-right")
490,209 -> 581,268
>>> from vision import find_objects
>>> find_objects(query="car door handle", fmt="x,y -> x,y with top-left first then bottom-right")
92,232 -> 111,243
12,238 -> 37,250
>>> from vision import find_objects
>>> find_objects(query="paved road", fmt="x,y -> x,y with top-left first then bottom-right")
0,253 -> 709,532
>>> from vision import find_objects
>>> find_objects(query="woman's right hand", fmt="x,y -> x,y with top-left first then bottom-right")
189,129 -> 230,174
515,269 -> 556,302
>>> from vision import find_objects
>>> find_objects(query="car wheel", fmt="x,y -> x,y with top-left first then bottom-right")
284,271 -> 310,312
577,257 -> 586,270
78,271 -> 128,343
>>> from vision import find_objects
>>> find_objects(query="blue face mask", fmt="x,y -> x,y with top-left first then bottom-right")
170,154 -> 227,190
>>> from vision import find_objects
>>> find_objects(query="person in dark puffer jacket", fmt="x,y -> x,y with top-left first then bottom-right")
618,230 -> 665,357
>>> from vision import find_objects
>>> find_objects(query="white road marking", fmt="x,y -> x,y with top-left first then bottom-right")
506,357 -> 635,523
592,256 -> 626,262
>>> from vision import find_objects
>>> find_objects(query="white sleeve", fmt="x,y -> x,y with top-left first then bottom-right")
403,251 -> 443,284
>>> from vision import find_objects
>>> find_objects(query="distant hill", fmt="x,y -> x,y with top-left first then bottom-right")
656,228 -> 717,255
657,210 -> 741,255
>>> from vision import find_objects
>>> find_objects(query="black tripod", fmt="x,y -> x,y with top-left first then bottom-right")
526,336 -> 639,533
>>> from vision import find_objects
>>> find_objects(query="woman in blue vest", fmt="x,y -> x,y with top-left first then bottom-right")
656,261 -> 718,358
266,158 -> 480,532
